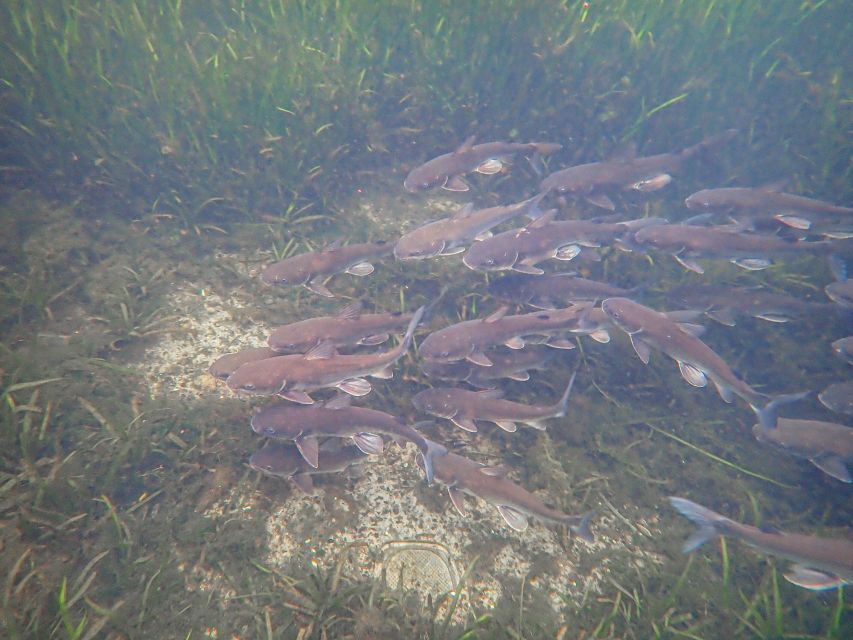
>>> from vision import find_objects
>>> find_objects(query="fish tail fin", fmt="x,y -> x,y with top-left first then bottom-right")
828,254 -> 847,282
552,370 -> 578,417
668,497 -> 727,553
402,305 -> 427,350
419,438 -> 448,485
683,128 -> 739,160
566,510 -> 594,542
751,391 -> 810,429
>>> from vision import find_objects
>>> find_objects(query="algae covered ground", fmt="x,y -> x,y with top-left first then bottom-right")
1,1 -> 852,638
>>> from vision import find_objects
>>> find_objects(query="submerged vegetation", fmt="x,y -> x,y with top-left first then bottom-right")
1,1 -> 852,638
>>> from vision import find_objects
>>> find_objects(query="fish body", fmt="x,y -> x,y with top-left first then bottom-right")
831,336 -> 853,364
540,130 -> 737,209
753,418 -> 853,483
421,346 -> 553,387
413,374 -> 575,433
227,306 -> 425,401
209,346 -> 278,380
268,303 -> 413,353
462,214 -> 654,273
422,450 -> 593,538
250,440 -> 368,494
666,284 -> 839,326
251,395 -> 445,483
419,304 -> 591,365
404,136 -> 561,192
632,223 -> 844,273
261,240 -> 393,297
489,272 -> 635,309
826,279 -> 853,307
685,186 -> 853,231
818,381 -> 853,416
601,297 -> 805,427
393,194 -> 545,260
669,496 -> 853,590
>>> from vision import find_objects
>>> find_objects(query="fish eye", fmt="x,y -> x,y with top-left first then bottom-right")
263,427 -> 276,436
243,383 -> 256,391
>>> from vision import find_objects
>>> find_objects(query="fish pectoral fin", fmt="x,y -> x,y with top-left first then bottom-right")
706,307 -> 737,326
496,505 -> 529,531
629,334 -> 652,364
731,258 -> 771,270
306,277 -> 335,297
631,173 -> 672,192
484,306 -> 510,323
512,262 -> 545,275
774,213 -> 812,230
324,394 -> 352,410
505,371 -> 530,382
337,301 -> 363,320
587,329 -> 611,344
304,340 -> 337,360
352,432 -> 385,455
524,419 -> 547,431
346,261 -> 375,276
443,176 -> 470,192
280,390 -> 316,404
466,351 -> 494,366
476,158 -> 503,174
438,246 -> 466,256
290,473 -> 316,495
369,366 -> 394,379
678,361 -> 708,387
359,333 -> 389,346
585,193 -> 616,211
337,377 -> 373,396
492,420 -> 518,432
784,565 -> 846,590
451,416 -> 478,433
479,465 -> 508,477
448,487 -> 468,516
546,337 -> 576,350
554,245 -> 581,261
504,336 -> 526,350
296,436 -> 320,468
673,254 -> 705,274
809,454 -> 852,483
754,312 -> 791,323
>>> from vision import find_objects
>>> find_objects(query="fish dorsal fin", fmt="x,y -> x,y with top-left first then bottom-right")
758,179 -> 787,193
527,210 -> 556,229
484,306 -> 510,323
324,394 -> 352,410
677,322 -> 706,337
304,340 -> 337,360
496,505 -> 529,531
665,309 -> 704,323
585,193 -> 616,210
609,141 -> 637,162
337,301 -> 363,320
466,351 -> 493,367
453,202 -> 476,219
325,238 -> 344,252
455,135 -> 476,154
479,465 -> 508,477
296,436 -> 320,468
477,389 -> 504,399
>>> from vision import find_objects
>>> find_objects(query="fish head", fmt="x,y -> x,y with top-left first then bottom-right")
684,190 -> 716,211
250,409 -> 302,438
404,166 -> 445,193
267,331 -> 303,353
260,263 -> 308,287
462,243 -> 518,271
394,234 -> 445,260
226,361 -> 286,396
249,443 -> 301,477
601,297 -> 643,333
412,389 -> 457,418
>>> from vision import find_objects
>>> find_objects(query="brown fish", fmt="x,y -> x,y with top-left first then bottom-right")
753,418 -> 853,483
419,450 -> 593,538
261,239 -> 393,297
818,381 -> 853,417
489,272 -> 636,309
404,136 -> 561,193
268,302 -> 413,353
209,346 -> 278,381
226,306 -> 425,403
249,440 -> 368,495
670,496 -> 853,590
420,346 -> 554,387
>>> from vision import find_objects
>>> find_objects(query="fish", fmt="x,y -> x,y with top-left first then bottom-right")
831,336 -> 853,364
685,185 -> 853,232
260,239 -> 393,297
489,272 -> 636,309
268,302 -> 413,353
752,418 -> 853,483
669,496 -> 853,590
666,284 -> 842,326
825,280 -> 853,308
631,223 -> 848,273
601,297 -> 806,427
226,305 -> 425,402
249,440 -> 368,495
412,373 -> 576,433
463,212 -> 661,274
539,130 -> 737,210
208,346 -> 278,380
251,394 -> 446,484
419,304 -> 595,365
818,381 -> 853,416
418,450 -> 594,538
404,136 -> 562,193
393,194 -> 545,260
420,346 -> 554,388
